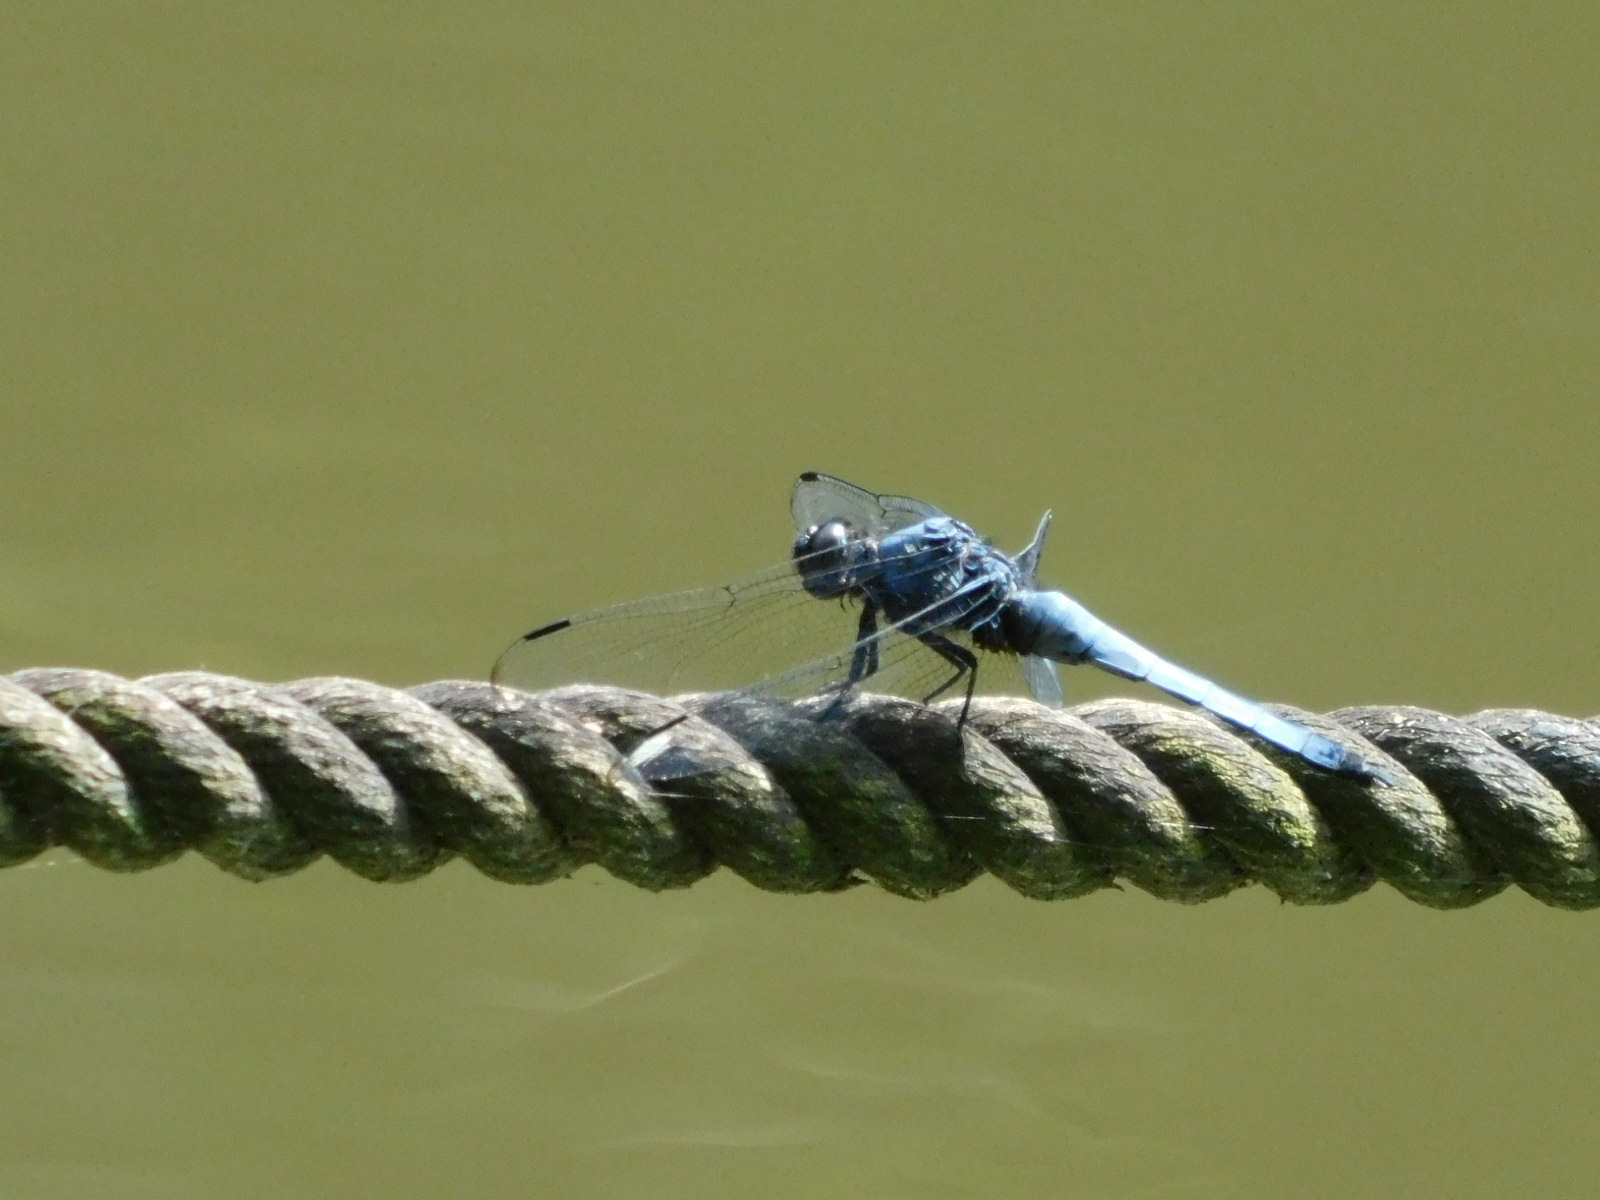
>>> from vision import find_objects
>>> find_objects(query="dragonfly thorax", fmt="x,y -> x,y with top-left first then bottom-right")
871,517 -> 1021,640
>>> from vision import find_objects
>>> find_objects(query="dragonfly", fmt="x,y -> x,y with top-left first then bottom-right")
494,471 -> 1384,782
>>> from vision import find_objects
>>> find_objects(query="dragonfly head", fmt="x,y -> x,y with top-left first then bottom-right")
793,519 -> 876,600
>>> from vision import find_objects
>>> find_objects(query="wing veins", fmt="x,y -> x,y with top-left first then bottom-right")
494,533 -> 999,696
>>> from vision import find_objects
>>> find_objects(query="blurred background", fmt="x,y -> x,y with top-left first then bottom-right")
2,4 -> 1597,1196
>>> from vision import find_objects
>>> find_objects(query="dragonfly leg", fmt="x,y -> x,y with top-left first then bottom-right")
848,600 -> 882,684
916,632 -> 979,726
816,601 -> 883,721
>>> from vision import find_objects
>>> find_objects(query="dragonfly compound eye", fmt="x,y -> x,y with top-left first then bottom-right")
793,519 -> 871,599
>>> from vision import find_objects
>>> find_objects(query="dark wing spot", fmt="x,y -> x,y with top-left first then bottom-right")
522,618 -> 572,643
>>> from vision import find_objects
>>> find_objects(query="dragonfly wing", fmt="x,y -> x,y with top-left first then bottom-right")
492,560 -> 856,697
791,472 -> 945,537
1013,511 -> 1053,585
1020,654 -> 1064,707
493,535 -> 978,700
727,569 -> 1011,705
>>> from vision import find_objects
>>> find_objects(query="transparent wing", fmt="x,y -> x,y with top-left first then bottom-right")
493,559 -> 841,698
1013,511 -> 1052,585
744,572 -> 1008,704
493,538 -> 990,702
1020,655 -> 1064,706
790,472 -> 945,537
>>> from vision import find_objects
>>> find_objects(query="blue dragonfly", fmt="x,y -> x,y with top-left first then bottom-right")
494,472 -> 1382,781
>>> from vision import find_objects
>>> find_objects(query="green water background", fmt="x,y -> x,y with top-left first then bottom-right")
2,6 -> 1598,1196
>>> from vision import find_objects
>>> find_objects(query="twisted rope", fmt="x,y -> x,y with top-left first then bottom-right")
1,668 -> 1597,908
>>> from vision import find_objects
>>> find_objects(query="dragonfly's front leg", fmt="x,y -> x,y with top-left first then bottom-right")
816,599 -> 882,721
848,599 -> 881,684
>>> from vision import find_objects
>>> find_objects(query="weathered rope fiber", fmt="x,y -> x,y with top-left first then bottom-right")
1,668 -> 1597,908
